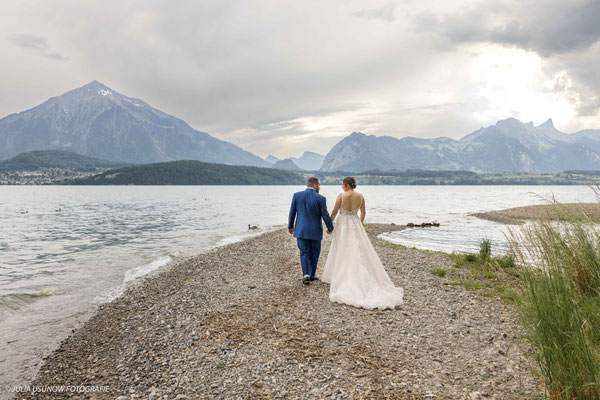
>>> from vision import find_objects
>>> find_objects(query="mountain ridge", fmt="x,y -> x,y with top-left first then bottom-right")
62,159 -> 306,185
0,150 -> 130,172
291,151 -> 325,170
320,118 -> 600,173
0,81 -> 270,167
271,158 -> 301,170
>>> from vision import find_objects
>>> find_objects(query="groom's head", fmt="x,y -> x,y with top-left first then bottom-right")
307,177 -> 320,193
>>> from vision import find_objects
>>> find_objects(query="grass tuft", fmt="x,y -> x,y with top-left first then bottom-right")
385,243 -> 410,250
510,194 -> 600,399
479,238 -> 492,261
430,268 -> 447,277
446,279 -> 485,290
465,253 -> 477,262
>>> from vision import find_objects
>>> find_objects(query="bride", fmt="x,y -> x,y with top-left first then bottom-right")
322,177 -> 404,310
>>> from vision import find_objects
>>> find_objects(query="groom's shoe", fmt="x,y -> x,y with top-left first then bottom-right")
309,276 -> 319,281
302,275 -> 311,285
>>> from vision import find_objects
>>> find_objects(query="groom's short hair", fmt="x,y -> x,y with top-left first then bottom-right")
307,177 -> 320,187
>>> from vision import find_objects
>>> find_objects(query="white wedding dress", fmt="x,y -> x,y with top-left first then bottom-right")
322,192 -> 404,310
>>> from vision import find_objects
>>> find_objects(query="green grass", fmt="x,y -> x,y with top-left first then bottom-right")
494,251 -> 517,269
449,252 -> 477,268
447,247 -> 526,304
511,196 -> 600,399
430,268 -> 447,277
384,205 -> 600,397
480,238 -> 492,261
464,253 -> 477,262
385,243 -> 410,250
445,279 -> 486,290
493,284 -> 521,303
481,270 -> 498,279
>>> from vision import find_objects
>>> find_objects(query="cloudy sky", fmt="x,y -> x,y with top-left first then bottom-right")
1,0 -> 599,158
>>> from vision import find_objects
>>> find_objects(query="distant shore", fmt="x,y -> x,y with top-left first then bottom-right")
472,202 -> 600,224
18,224 -> 541,399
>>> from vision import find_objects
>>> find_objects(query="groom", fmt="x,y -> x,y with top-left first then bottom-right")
288,177 -> 334,285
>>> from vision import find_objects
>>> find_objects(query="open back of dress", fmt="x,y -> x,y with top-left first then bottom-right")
322,192 -> 404,310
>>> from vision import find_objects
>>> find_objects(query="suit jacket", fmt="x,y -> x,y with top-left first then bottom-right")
288,188 -> 334,240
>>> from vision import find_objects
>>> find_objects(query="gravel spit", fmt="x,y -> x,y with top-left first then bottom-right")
17,224 -> 543,399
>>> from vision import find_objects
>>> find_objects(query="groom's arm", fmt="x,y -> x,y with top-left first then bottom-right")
288,194 -> 297,234
320,197 -> 334,232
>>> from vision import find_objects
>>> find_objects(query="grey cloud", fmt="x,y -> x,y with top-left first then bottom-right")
577,100 -> 600,117
1,0 -> 599,158
75,1 -> 429,143
548,44 -> 600,117
8,34 -> 68,60
9,34 -> 46,49
353,2 -> 396,22
415,0 -> 600,117
415,0 -> 600,56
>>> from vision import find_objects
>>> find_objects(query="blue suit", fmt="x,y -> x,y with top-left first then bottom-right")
288,188 -> 334,277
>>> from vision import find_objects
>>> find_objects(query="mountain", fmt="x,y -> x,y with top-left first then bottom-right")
569,129 -> 600,154
63,160 -> 305,185
291,151 -> 325,170
0,81 -> 270,166
271,158 -> 302,171
0,150 -> 129,172
265,152 -> 324,170
264,155 -> 280,164
320,118 -> 600,173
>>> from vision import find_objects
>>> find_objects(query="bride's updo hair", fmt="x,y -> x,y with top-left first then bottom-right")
343,176 -> 357,189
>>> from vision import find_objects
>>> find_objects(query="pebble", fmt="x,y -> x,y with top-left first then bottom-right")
18,225 -> 543,399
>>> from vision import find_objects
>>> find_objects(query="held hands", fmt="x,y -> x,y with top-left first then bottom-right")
289,228 -> 332,234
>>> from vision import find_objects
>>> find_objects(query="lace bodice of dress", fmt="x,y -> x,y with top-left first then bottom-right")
322,190 -> 404,310
340,192 -> 362,215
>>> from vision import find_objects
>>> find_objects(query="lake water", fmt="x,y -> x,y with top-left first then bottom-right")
0,185 -> 596,392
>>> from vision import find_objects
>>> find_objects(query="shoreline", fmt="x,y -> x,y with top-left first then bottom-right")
0,225 -> 282,394
16,224 -> 542,399
472,202 -> 600,224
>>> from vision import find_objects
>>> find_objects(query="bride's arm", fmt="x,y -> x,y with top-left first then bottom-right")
330,194 -> 342,222
360,196 -> 366,223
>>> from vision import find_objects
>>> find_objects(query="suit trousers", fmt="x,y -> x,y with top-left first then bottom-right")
296,238 -> 321,277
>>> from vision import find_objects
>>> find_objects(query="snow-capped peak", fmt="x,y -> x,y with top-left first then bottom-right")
98,89 -> 113,96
